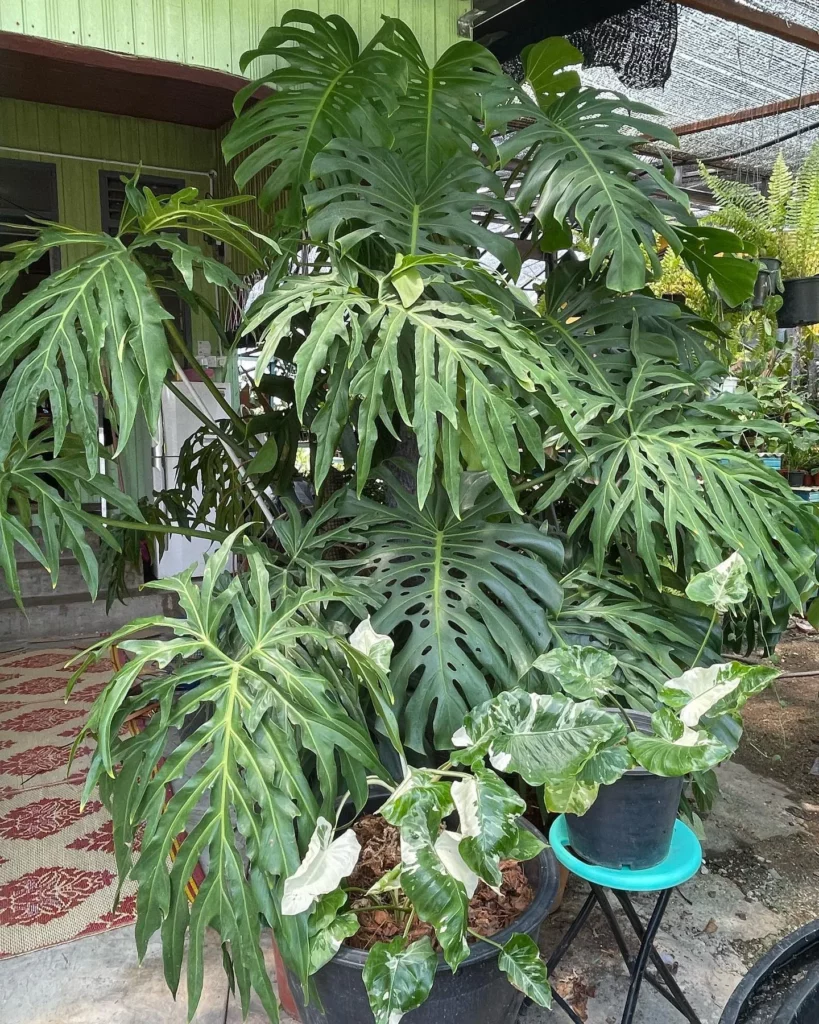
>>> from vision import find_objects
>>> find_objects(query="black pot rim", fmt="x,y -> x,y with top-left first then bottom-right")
330,818 -> 559,973
719,918 -> 819,1024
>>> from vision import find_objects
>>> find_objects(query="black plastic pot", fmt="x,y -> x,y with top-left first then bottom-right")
778,277 -> 819,328
752,257 -> 782,308
788,471 -> 805,487
564,710 -> 683,870
720,919 -> 819,1024
286,819 -> 559,1024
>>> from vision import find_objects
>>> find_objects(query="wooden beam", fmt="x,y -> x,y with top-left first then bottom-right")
674,91 -> 819,137
674,0 -> 819,53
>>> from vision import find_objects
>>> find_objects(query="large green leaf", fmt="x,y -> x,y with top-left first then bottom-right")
494,67 -> 690,291
345,477 -> 564,751
243,264 -> 580,512
0,229 -> 171,469
308,141 -> 521,275
223,11 -> 404,214
362,936 -> 438,1024
381,21 -> 502,182
454,690 -> 627,786
76,533 -> 393,1019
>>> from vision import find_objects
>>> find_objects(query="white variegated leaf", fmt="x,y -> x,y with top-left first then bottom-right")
282,817 -> 361,916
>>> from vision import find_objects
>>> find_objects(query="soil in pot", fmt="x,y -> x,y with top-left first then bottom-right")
345,815 -> 534,950
286,813 -> 558,1024
564,709 -> 683,870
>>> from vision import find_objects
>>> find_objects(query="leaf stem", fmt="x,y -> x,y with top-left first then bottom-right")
402,909 -> 416,939
468,927 -> 503,950
98,517 -> 229,543
691,609 -> 719,669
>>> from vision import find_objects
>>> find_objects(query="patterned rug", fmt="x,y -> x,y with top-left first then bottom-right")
0,647 -> 138,959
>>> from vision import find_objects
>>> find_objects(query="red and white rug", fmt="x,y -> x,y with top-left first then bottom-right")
0,647 -> 138,959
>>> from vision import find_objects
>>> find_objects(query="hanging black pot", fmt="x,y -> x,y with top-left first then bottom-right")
778,276 -> 819,328
720,919 -> 819,1024
287,813 -> 559,1024
564,710 -> 683,870
752,257 -> 782,309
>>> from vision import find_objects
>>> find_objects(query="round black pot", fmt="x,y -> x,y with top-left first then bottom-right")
720,919 -> 819,1024
564,710 -> 683,870
778,277 -> 819,328
286,819 -> 559,1024
788,471 -> 805,487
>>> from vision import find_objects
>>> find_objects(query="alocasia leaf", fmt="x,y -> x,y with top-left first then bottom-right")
627,708 -> 733,776
497,933 -> 552,1008
454,690 -> 627,785
362,936 -> 438,1024
685,552 -> 750,613
281,817 -> 361,916
659,662 -> 778,727
451,766 -> 526,889
381,771 -> 469,971
533,645 -> 621,700
307,892 -> 360,974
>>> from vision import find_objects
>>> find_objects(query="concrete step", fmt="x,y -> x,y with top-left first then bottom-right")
0,589 -> 176,642
0,562 -> 144,602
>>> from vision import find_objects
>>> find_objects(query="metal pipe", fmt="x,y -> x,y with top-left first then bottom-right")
0,143 -> 216,187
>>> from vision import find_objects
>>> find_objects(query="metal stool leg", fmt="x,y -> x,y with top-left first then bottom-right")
613,891 -> 703,1024
620,889 -> 671,1024
546,890 -> 598,973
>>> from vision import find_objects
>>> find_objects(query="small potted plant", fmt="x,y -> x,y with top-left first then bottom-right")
701,148 -> 819,328
282,747 -> 559,1023
452,554 -> 778,870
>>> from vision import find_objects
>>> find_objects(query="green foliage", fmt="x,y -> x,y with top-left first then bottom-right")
75,533 -> 393,1018
344,475 -> 564,751
701,143 -> 819,278
498,933 -> 552,1009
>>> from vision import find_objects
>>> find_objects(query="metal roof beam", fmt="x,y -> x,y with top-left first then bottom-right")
673,0 -> 819,53
673,91 -> 819,137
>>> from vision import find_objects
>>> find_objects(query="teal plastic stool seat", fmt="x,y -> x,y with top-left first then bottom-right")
542,816 -> 704,1024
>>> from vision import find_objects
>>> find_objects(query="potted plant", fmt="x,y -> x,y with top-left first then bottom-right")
450,554 -> 778,870
702,148 -> 819,327
280,759 -> 558,1023
0,13 -> 815,1024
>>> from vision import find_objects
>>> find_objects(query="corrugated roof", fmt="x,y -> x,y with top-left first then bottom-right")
579,2 -> 819,176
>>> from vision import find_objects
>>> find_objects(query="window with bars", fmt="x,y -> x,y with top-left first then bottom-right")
0,158 -> 60,313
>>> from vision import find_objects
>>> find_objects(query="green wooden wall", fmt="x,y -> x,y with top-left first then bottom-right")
0,1 -> 470,70
0,98 -> 218,254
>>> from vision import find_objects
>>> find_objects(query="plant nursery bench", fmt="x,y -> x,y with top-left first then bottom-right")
542,815 -> 704,1024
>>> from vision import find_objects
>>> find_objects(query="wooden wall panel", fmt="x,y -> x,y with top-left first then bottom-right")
0,0 -> 469,71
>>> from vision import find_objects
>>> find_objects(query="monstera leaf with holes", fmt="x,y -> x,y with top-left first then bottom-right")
75,532 -> 393,1021
0,429 -> 143,607
342,475 -> 564,751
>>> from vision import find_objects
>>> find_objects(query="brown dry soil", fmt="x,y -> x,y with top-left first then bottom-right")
344,813 -> 534,951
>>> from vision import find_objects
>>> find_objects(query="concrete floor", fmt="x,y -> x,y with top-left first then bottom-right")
0,925 -> 297,1024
